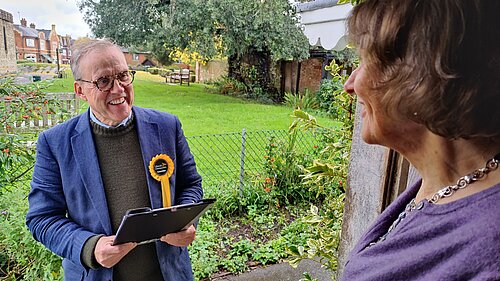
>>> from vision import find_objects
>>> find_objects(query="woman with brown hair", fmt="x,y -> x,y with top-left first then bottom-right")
341,0 -> 500,280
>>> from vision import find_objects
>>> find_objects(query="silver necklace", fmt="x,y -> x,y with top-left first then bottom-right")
367,153 -> 500,247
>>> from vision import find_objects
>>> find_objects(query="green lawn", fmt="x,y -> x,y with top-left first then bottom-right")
43,71 -> 336,136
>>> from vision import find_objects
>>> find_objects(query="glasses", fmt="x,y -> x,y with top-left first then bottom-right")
77,70 -> 136,92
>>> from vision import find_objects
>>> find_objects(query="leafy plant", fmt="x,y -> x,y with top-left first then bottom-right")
208,76 -> 249,97
261,131 -> 322,206
283,89 -> 319,111
0,78 -> 72,190
0,78 -> 76,279
287,60 -> 356,280
0,183 -> 63,280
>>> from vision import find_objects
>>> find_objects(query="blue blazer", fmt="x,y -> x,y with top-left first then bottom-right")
26,107 -> 203,281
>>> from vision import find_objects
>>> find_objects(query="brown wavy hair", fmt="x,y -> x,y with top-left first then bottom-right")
347,0 -> 500,139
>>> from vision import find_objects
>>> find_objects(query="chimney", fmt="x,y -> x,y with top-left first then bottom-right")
20,18 -> 27,27
51,24 -> 56,31
30,23 -> 35,29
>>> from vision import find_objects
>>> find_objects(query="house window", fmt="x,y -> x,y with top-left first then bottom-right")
132,54 -> 139,61
52,43 -> 57,51
40,40 -> 45,50
62,49 -> 67,55
26,38 -> 35,47
3,26 -> 7,52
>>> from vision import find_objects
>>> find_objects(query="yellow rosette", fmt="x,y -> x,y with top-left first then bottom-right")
149,154 -> 174,207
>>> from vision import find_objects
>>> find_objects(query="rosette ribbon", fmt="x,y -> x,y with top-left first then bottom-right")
149,154 -> 175,207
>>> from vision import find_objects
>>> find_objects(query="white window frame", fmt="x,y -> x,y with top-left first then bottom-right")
132,54 -> 140,61
26,38 -> 35,47
40,40 -> 45,50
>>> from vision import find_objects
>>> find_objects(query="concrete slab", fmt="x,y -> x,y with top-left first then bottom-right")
213,259 -> 333,281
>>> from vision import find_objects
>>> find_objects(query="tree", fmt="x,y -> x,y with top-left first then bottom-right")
78,0 -> 310,100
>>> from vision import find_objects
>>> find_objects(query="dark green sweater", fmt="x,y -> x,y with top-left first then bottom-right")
81,115 -> 164,281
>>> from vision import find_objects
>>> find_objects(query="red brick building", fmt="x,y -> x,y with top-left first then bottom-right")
14,18 -> 63,64
120,47 -> 156,67
58,34 -> 73,64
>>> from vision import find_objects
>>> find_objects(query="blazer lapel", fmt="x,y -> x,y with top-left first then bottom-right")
71,111 -> 113,234
134,107 -> 164,209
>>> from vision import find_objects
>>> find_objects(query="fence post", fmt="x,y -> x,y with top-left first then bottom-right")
239,128 -> 246,214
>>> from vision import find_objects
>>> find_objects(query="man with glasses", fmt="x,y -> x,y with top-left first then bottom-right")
26,39 -> 203,281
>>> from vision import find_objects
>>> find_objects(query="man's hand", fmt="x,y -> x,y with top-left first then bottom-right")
94,235 -> 137,268
159,225 -> 196,247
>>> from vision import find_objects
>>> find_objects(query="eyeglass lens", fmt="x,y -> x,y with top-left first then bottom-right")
97,71 -> 134,91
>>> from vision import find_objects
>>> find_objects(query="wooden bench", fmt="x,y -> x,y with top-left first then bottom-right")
165,69 -> 191,85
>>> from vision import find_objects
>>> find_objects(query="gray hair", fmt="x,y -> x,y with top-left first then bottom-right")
70,38 -> 120,80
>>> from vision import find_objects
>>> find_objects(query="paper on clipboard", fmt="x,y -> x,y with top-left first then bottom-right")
112,199 -> 216,245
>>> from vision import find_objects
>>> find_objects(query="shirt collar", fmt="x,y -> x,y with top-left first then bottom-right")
89,108 -> 132,128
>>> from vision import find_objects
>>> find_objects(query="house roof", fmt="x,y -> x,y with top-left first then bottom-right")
296,0 -> 352,50
14,24 -> 39,38
296,0 -> 341,12
37,29 -> 52,40
119,46 -> 150,54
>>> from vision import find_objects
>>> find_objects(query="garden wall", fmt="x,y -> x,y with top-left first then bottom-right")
196,60 -> 228,83
278,57 -> 324,95
0,9 -> 17,74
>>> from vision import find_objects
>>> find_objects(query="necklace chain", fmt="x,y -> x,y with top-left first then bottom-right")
429,154 -> 500,203
367,153 -> 500,248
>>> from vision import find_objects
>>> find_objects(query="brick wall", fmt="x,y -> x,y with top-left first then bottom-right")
280,57 -> 324,94
0,9 -> 17,74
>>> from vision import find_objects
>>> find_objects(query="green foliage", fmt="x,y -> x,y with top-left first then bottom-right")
145,67 -> 176,77
316,78 -> 346,119
0,79 -> 71,188
283,89 -> 319,112
0,182 -> 63,280
287,60 -> 356,280
288,195 -> 345,275
209,76 -> 249,97
189,204 -> 314,280
338,0 -> 364,4
261,131 -> 322,205
0,78 -> 76,279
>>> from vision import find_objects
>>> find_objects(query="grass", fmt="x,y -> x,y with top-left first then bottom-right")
42,70 -> 337,136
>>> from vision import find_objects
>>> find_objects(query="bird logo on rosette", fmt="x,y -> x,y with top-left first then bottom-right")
149,154 -> 174,208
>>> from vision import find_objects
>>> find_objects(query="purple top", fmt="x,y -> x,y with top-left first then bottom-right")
341,180 -> 500,281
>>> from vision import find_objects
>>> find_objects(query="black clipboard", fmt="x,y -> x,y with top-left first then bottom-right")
112,198 -> 216,245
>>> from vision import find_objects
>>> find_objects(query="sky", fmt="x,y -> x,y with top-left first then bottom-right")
2,0 -> 92,39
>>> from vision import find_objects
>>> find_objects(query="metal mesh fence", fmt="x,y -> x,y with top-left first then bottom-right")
186,129 -> 323,185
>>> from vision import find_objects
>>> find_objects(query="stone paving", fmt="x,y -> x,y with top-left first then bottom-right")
214,259 -> 333,281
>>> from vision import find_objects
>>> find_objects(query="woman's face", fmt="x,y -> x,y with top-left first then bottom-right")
344,63 -> 424,151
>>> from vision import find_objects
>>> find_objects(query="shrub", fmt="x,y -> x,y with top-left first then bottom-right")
209,76 -> 248,97
0,183 -> 63,280
0,78 -> 74,280
0,78 -> 70,189
260,130 -> 324,206
283,89 -> 319,112
316,78 -> 345,119
287,60 -> 356,280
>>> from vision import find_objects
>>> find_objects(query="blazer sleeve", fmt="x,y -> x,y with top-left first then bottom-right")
26,131 -> 95,268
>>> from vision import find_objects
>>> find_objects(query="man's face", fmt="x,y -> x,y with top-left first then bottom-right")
74,46 -> 134,126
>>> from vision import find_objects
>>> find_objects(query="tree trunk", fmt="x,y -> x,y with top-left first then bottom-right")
227,48 -> 280,102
